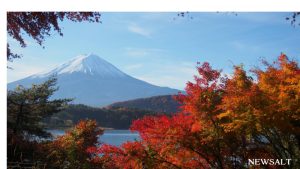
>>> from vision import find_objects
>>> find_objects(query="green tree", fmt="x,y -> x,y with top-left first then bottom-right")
7,77 -> 71,138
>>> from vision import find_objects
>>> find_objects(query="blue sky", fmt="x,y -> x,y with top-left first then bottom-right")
7,12 -> 300,90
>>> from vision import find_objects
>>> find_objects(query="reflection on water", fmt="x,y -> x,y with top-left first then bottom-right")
48,129 -> 140,146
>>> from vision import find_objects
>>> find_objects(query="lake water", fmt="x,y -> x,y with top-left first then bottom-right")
48,129 -> 140,146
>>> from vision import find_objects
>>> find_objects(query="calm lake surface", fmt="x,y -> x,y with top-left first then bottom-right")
48,129 -> 140,146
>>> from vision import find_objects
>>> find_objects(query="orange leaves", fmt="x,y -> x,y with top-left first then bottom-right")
45,120 -> 103,168
90,54 -> 299,168
117,62 -> 226,168
10,54 -> 300,168
218,66 -> 261,133
191,121 -> 202,133
254,54 -> 300,136
123,61 -> 227,168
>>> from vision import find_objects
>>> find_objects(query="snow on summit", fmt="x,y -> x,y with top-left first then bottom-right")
8,53 -> 180,106
33,54 -> 126,78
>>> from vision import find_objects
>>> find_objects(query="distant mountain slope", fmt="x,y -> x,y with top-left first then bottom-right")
8,54 -> 180,107
45,104 -> 162,129
107,95 -> 181,113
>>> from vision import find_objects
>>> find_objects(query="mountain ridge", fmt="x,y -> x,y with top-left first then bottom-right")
107,95 -> 181,113
8,54 -> 180,107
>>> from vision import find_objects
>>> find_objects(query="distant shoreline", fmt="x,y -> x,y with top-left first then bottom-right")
45,126 -> 129,131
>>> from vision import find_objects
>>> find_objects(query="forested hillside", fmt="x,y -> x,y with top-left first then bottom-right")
107,95 -> 181,113
44,104 -> 164,129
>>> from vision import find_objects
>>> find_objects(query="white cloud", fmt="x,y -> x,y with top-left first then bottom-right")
230,40 -> 261,52
124,63 -> 143,71
7,66 -> 45,83
7,62 -> 49,82
137,65 -> 232,90
128,24 -> 151,38
138,75 -> 188,90
124,47 -> 166,58
135,62 -> 196,90
125,48 -> 148,57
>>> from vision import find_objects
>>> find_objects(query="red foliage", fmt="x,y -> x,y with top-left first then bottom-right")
45,120 -> 103,168
89,54 -> 299,168
7,12 -> 101,61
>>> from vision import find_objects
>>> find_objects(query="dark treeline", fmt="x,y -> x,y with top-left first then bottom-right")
44,104 -> 170,129
107,95 -> 181,114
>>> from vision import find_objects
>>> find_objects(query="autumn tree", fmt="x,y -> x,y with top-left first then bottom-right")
7,12 -> 101,61
253,54 -> 299,166
44,120 -> 103,169
91,114 -> 204,169
91,63 -> 229,168
92,54 -> 299,169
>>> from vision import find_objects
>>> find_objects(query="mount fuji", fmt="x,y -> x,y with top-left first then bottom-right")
8,54 -> 180,107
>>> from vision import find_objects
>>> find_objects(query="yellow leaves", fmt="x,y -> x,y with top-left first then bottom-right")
255,122 -> 262,132
98,55 -> 300,168
217,110 -> 231,120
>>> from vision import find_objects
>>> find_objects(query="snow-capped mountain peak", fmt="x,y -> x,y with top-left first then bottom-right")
34,54 -> 126,78
9,53 -> 180,107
